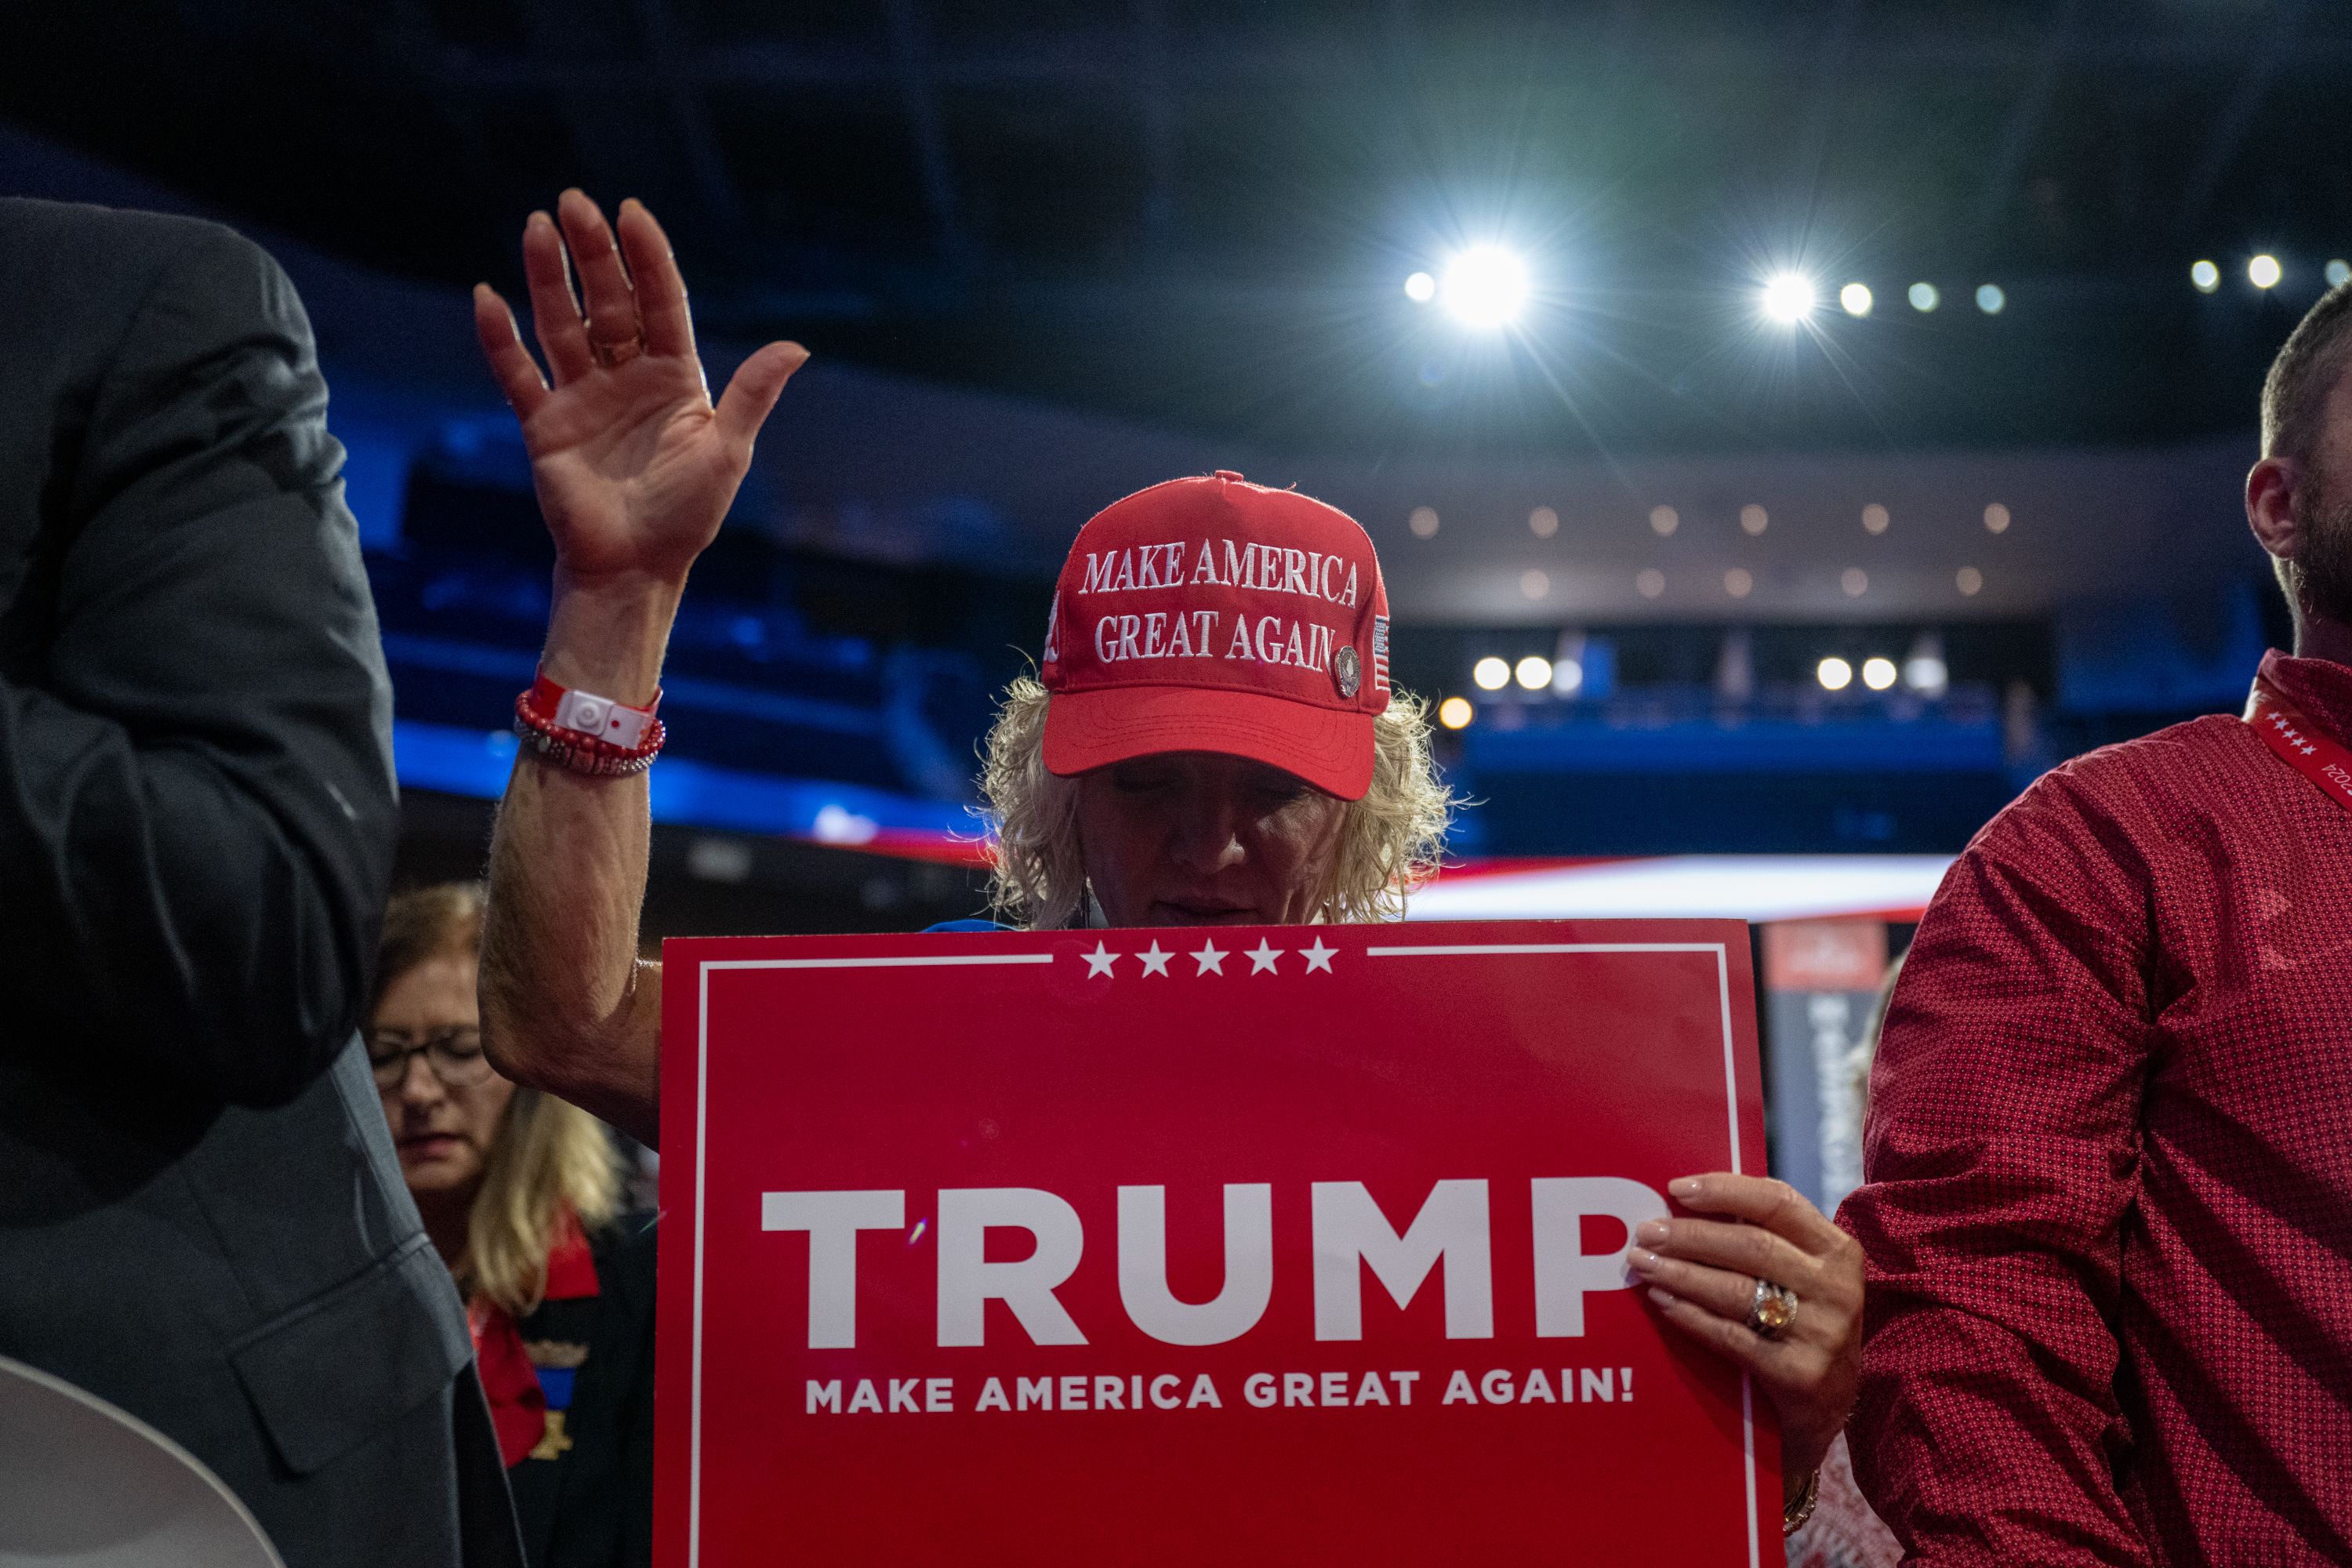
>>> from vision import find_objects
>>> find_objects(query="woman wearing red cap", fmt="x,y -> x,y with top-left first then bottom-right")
470,192 -> 1861,1534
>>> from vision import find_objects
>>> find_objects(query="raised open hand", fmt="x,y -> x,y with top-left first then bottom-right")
473,190 -> 806,590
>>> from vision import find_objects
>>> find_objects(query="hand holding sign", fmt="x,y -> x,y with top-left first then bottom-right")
1632,1171 -> 1864,1500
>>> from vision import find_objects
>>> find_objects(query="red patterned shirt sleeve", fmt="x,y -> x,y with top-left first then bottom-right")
1840,764 -> 2158,1565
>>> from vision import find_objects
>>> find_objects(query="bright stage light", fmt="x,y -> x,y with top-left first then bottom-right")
1904,635 -> 1948,696
1437,696 -> 1475,730
2329,260 -> 2352,288
1409,505 -> 1439,538
1908,282 -> 1940,312
1529,506 -> 1559,538
1404,270 -> 1437,303
2249,254 -> 2282,289
1439,246 -> 1531,329
1472,656 -> 1511,691
1515,655 -> 1554,691
1724,568 -> 1754,599
1976,283 -> 2006,314
1984,502 -> 2011,534
1956,565 -> 1984,596
1817,656 -> 1853,691
1740,503 -> 1769,535
1552,659 -> 1584,696
2191,260 -> 2221,293
1762,272 -> 1818,324
1861,656 -> 1899,691
1840,282 -> 1873,317
1862,503 -> 1890,535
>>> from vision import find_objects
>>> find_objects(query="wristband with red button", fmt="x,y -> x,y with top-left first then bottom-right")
514,672 -> 666,776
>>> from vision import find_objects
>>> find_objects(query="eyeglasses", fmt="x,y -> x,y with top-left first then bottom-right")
365,1026 -> 493,1090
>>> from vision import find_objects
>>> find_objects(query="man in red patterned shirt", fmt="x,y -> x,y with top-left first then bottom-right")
1840,282 -> 2352,1565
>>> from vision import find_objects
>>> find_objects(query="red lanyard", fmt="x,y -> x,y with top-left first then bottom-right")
2245,673 -> 2352,816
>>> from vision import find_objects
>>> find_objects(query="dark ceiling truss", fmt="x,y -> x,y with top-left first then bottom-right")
630,0 -> 747,233
1968,0 -> 2085,245
1134,0 -> 1177,252
441,26 -> 2352,97
883,0 -> 975,269
422,2 -> 2352,292
517,0 -> 746,238
2173,0 -> 2309,241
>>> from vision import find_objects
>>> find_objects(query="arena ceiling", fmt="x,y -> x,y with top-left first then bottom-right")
7,0 -> 2347,460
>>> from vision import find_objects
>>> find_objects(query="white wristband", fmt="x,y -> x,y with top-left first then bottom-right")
535,671 -> 661,748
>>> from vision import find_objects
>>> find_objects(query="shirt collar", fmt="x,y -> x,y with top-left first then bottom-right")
2257,647 -> 2352,745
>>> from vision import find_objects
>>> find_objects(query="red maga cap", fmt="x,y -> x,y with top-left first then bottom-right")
1040,472 -> 1392,800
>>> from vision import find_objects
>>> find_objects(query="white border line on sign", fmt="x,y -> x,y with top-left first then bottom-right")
690,951 -> 1054,1568
1364,940 -> 1757,1568
691,940 -> 1755,1568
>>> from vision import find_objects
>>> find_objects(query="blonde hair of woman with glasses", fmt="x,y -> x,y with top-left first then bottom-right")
368,882 -> 657,1568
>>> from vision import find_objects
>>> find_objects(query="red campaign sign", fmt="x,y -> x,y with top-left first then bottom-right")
656,919 -> 1778,1566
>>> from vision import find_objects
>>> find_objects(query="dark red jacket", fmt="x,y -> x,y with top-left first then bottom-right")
1842,650 -> 2352,1566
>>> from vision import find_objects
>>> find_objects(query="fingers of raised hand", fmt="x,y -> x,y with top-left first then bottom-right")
617,199 -> 695,360
472,285 -> 548,418
714,339 -> 811,455
558,189 -> 642,364
521,210 -> 595,385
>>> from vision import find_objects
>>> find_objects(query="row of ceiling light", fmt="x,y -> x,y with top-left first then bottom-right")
1436,636 -> 1950,731
2192,256 -> 2351,293
1407,500 -> 2008,601
1502,564 -> 1987,602
1407,501 -> 2015,540
1405,245 -> 2350,334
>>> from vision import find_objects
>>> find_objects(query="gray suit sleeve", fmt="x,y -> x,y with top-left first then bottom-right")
0,223 -> 399,1105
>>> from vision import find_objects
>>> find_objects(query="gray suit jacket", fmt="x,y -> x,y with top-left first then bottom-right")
0,197 -> 517,1567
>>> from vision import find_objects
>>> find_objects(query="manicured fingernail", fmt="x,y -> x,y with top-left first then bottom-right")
1669,1177 -> 1702,1200
1627,1247 -> 1658,1273
1635,1220 -> 1670,1248
1647,1287 -> 1679,1308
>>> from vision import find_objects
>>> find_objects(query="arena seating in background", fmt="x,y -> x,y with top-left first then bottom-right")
372,467 -> 1046,826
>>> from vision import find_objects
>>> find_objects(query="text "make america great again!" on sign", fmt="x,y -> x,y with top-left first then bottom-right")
657,920 -> 1780,1567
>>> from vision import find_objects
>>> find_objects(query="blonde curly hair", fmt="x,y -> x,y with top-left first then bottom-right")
978,677 -> 1456,929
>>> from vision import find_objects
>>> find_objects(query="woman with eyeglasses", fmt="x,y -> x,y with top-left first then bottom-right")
368,883 -> 655,1568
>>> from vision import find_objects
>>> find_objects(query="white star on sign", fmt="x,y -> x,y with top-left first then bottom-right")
1192,940 -> 1227,975
1245,939 -> 1282,975
1301,937 -> 1338,973
1138,942 -> 1173,977
1083,942 -> 1118,978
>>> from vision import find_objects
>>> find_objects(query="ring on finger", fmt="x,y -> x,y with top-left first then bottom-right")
1746,1277 -> 1798,1340
590,334 -> 644,368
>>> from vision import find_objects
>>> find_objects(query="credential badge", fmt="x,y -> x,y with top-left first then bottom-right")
1333,644 -> 1363,698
